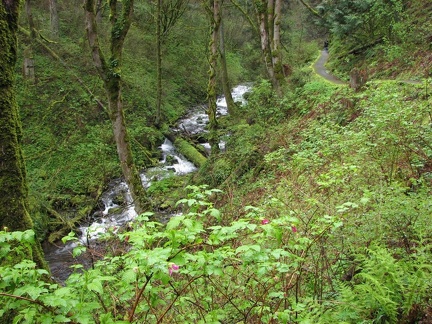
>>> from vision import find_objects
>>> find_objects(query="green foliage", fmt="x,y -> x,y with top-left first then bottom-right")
303,246 -> 432,323
318,0 -> 404,47
239,79 -> 293,124
225,52 -> 246,85
174,138 -> 207,167
7,1 -> 432,322
3,180 -> 428,323
0,186 -> 345,323
318,0 -> 432,78
218,77 -> 432,322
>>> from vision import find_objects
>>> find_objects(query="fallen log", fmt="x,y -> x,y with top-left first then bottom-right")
173,138 -> 207,168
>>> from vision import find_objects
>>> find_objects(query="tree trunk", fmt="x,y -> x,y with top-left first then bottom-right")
219,13 -> 236,115
349,68 -> 368,92
256,1 -> 277,91
25,0 -> 36,37
0,0 -> 47,270
49,0 -> 59,38
271,0 -> 285,93
96,0 -> 103,22
155,0 -> 188,127
23,56 -> 35,82
207,0 -> 221,155
155,0 -> 163,127
255,0 -> 284,96
84,0 -> 149,215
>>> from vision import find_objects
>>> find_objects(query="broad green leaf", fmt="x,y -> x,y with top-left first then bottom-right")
87,280 -> 103,294
166,215 -> 184,230
54,315 -> 71,323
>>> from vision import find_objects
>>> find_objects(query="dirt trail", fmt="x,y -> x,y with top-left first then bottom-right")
312,50 -> 346,85
312,50 -> 423,86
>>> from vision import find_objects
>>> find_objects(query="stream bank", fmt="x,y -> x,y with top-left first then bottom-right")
42,84 -> 251,282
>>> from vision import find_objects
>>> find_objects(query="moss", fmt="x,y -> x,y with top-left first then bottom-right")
0,2 -> 48,271
174,138 -> 207,167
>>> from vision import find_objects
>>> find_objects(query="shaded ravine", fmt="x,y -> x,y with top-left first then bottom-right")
43,84 -> 251,282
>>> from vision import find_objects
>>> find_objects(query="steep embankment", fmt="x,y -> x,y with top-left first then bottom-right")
215,53 -> 432,321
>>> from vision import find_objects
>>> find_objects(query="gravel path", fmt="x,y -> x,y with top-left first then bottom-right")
312,50 -> 346,85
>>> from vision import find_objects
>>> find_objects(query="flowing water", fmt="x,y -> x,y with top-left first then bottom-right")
43,84 -> 251,282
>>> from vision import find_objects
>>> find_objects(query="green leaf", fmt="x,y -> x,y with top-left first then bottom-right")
11,231 -> 23,241
209,208 -> 221,221
54,315 -> 71,323
268,291 -> 285,298
122,269 -> 137,283
87,280 -> 103,294
72,245 -> 86,257
166,215 -> 184,230
236,244 -> 261,253
22,230 -> 35,244
62,232 -> 77,244
42,294 -> 68,308
246,223 -> 257,231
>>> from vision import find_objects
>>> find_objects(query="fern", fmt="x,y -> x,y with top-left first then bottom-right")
304,245 -> 432,323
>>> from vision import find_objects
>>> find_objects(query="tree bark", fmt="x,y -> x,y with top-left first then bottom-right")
155,0 -> 162,127
207,0 -> 221,155
219,11 -> 236,115
254,0 -> 284,96
49,0 -> 59,38
256,0 -> 277,91
23,56 -> 35,82
25,0 -> 36,37
84,0 -> 149,215
271,0 -> 285,92
0,0 -> 47,270
230,0 -> 284,95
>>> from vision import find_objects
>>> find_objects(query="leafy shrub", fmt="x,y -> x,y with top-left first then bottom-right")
240,79 -> 288,124
0,186 -> 345,323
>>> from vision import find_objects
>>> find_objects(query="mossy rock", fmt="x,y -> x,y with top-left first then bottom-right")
112,193 -> 125,205
165,154 -> 177,165
106,206 -> 123,215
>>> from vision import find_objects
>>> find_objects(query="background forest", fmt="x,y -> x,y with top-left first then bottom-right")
1,0 -> 432,323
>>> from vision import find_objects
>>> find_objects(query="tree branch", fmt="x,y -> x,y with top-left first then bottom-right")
0,292 -> 55,313
128,273 -> 153,322
229,0 -> 259,35
297,0 -> 323,19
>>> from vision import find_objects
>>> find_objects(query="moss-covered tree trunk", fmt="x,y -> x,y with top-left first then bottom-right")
206,0 -> 221,155
219,11 -> 236,115
155,0 -> 163,127
256,0 -> 276,91
255,0 -> 284,96
84,0 -> 149,215
24,0 -> 35,37
0,0 -> 47,269
271,0 -> 285,91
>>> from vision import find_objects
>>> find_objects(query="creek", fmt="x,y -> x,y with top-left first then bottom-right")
42,84 -> 251,282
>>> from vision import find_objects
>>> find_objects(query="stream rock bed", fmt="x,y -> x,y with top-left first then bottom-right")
42,84 -> 251,282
